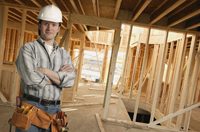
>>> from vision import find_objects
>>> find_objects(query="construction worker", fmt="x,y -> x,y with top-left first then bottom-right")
15,4 -> 76,132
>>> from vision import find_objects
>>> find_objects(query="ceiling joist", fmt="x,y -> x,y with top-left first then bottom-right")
78,0 -> 85,15
150,0 -> 186,25
132,0 -> 152,22
92,0 -> 97,17
168,9 -> 200,27
30,0 -> 42,8
150,0 -> 168,15
113,0 -> 122,19
168,0 -> 197,18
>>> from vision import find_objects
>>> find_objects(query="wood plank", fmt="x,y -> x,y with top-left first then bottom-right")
113,0 -> 122,19
150,0 -> 186,24
116,24 -> 132,120
133,28 -> 151,123
132,0 -> 152,22
103,28 -> 121,119
186,23 -> 200,30
9,29 -> 16,62
129,43 -> 141,99
168,9 -> 200,27
132,0 -> 142,13
0,91 -> 7,103
14,30 -> 20,62
70,13 -> 121,29
148,102 -> 200,127
184,37 -> 200,131
176,34 -> 197,130
145,45 -> 159,102
167,35 -> 186,119
61,0 -> 70,12
0,1 -> 69,15
4,28 -> 11,61
95,113 -> 106,132
0,5 -> 8,90
11,9 -> 27,106
150,0 -> 168,15
160,41 -> 174,110
97,0 -> 100,17
78,0 -> 85,15
92,0 -> 97,16
150,31 -> 169,123
30,0 -> 42,8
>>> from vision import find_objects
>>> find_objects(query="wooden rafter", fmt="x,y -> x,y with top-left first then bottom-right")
14,8 -> 38,23
30,0 -> 42,8
9,10 -> 37,26
70,0 -> 80,14
150,0 -> 168,15
150,0 -> 186,25
61,0 -> 70,12
132,0 -> 142,13
15,0 -> 25,6
78,0 -> 85,15
97,0 -> 100,17
132,0 -> 152,22
113,0 -> 122,19
92,0 -> 97,16
69,0 -> 87,31
168,0 -> 197,18
49,0 -> 58,7
186,23 -> 200,30
45,0 -> 51,5
168,9 -> 200,27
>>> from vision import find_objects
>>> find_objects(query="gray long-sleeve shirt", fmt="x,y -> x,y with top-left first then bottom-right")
15,38 -> 76,100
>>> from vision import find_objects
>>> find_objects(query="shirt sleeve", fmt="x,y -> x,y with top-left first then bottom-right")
57,50 -> 76,88
15,44 -> 49,89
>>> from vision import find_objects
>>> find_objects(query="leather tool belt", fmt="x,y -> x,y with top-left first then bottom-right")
10,101 -> 67,132
23,94 -> 60,106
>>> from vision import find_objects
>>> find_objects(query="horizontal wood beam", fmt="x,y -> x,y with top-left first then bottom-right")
132,0 -> 152,22
70,13 -> 121,29
150,0 -> 186,24
167,0 -> 197,18
186,23 -> 200,30
168,8 -> 200,27
150,0 -> 168,15
0,2 -> 69,15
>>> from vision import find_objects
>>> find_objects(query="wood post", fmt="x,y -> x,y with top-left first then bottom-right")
145,44 -> 159,102
176,34 -> 197,130
103,28 -> 121,119
4,28 -> 11,61
160,41 -> 174,111
129,42 -> 141,99
167,34 -> 186,127
101,45 -> 109,83
116,24 -> 132,120
11,9 -> 27,106
133,28 -> 151,123
0,5 -> 8,88
150,30 -> 169,123
184,37 -> 200,131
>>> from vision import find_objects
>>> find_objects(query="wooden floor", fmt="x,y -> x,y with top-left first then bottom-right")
0,81 -> 199,132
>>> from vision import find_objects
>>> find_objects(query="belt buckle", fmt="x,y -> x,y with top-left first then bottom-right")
43,99 -> 51,106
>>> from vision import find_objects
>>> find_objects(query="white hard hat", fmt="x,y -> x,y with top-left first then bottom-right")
37,4 -> 63,23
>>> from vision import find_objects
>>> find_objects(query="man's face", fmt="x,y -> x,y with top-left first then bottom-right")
39,20 -> 60,41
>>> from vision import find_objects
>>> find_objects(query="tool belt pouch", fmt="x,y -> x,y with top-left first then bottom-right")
10,107 -> 36,130
21,101 -> 52,130
31,109 -> 52,130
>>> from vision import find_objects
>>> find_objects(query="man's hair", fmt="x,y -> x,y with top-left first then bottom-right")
38,20 -> 61,36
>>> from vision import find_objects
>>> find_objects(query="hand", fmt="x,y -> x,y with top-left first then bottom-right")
37,67 -> 47,74
60,64 -> 73,73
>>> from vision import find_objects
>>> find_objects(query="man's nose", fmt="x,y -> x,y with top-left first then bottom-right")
47,24 -> 52,30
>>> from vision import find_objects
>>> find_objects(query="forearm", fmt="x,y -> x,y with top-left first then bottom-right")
44,69 -> 61,85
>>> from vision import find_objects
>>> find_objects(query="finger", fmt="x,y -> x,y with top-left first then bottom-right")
60,64 -> 70,71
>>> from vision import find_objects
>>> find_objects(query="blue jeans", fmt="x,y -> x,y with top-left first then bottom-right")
15,98 -> 61,132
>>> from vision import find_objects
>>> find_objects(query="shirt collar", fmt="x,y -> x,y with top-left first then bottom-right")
37,37 -> 59,49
